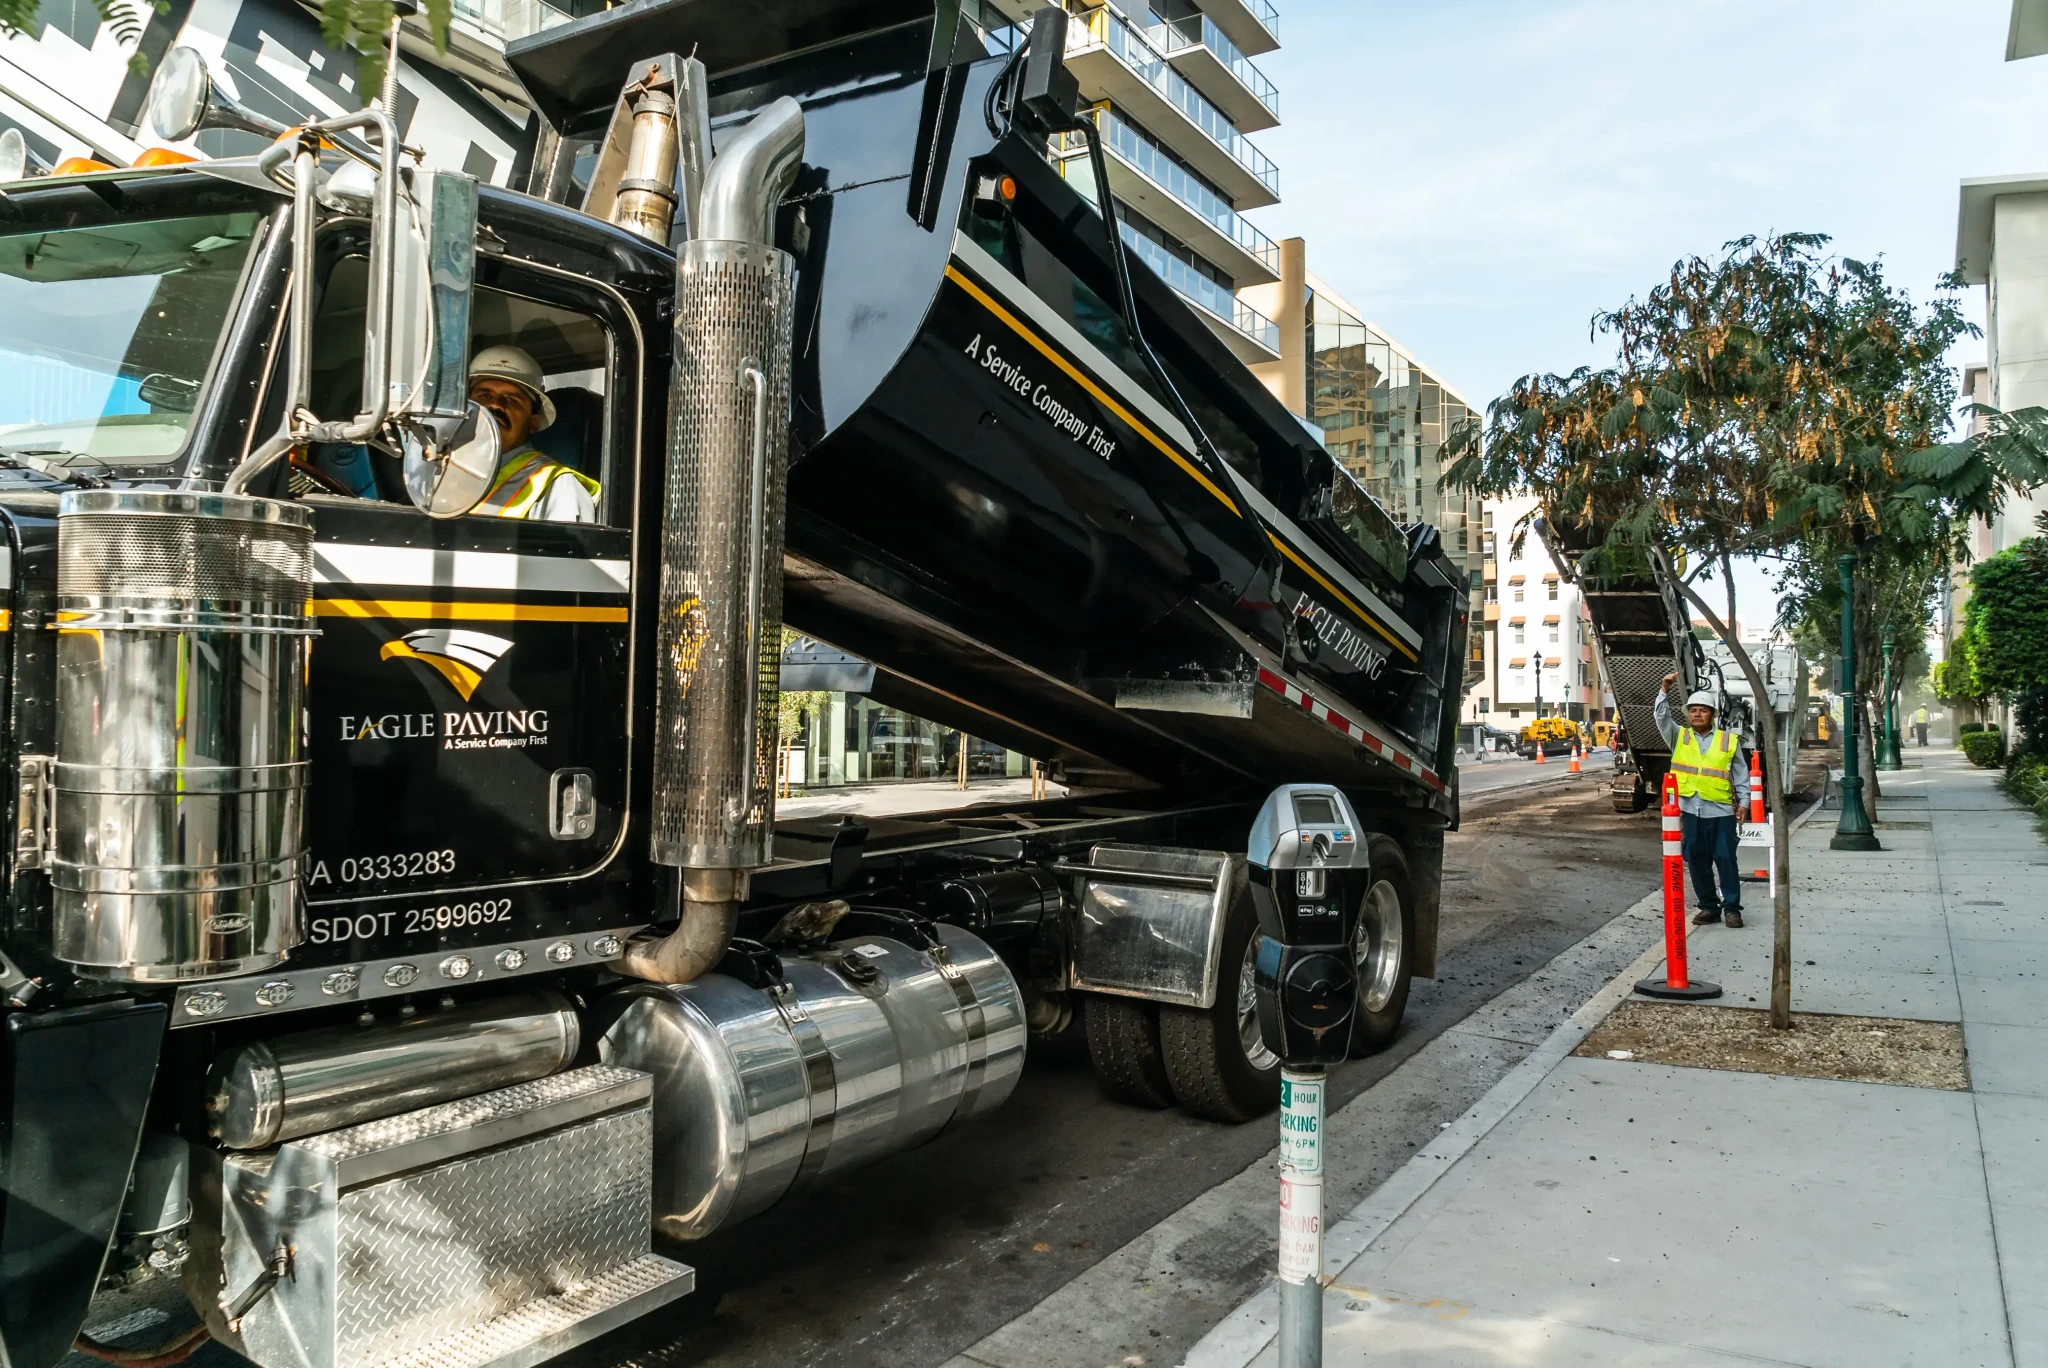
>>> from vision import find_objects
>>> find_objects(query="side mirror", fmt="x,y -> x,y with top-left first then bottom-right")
403,401 -> 498,519
376,170 -> 477,422
145,47 -> 290,143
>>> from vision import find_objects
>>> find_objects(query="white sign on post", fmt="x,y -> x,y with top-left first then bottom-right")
1279,1074 -> 1322,1175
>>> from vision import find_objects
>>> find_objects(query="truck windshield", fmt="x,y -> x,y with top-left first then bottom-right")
0,212 -> 260,468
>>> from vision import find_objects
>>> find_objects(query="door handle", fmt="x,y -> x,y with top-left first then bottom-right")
549,768 -> 597,840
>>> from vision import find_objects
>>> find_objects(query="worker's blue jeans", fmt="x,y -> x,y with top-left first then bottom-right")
1680,811 -> 1741,913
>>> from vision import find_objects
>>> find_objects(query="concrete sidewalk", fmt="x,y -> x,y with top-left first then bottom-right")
1186,745 -> 2048,1367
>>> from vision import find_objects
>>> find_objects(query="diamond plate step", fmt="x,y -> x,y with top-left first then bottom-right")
364,1254 -> 693,1368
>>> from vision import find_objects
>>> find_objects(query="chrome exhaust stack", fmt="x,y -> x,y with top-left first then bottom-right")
629,97 -> 805,985
606,61 -> 681,244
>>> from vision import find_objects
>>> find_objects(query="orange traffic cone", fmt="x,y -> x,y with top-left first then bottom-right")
1534,739 -> 1546,764
1568,742 -> 1582,773
1749,748 -> 1764,824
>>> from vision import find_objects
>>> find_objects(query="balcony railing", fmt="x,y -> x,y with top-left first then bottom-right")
1147,13 -> 1278,119
447,0 -> 572,46
1117,222 -> 1278,352
1067,6 -> 1279,198
1243,0 -> 1280,41
1053,109 -> 1279,274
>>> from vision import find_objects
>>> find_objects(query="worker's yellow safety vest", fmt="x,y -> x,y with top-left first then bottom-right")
1670,726 -> 1738,805
476,449 -> 599,519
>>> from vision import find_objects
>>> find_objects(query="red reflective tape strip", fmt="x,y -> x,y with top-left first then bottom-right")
1253,665 -> 1444,791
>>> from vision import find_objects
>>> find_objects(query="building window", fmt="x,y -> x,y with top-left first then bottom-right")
1512,586 -> 1523,602
1548,581 -> 1559,601
1508,708 -> 1520,719
1548,624 -> 1560,643
1485,585 -> 1497,603
1512,625 -> 1524,644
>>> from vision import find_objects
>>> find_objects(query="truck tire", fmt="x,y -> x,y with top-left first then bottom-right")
1084,996 -> 1175,1109
1158,888 -> 1280,1123
1348,836 -> 1415,1056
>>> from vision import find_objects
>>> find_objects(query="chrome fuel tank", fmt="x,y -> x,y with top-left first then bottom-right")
597,924 -> 1025,1240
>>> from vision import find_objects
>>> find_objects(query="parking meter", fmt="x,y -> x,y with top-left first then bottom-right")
1247,784 -> 1369,1067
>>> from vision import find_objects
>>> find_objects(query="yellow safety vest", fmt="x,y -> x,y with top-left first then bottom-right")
1670,726 -> 1738,805
476,449 -> 600,519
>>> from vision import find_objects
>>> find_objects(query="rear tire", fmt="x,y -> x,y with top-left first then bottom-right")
1348,836 -> 1415,1056
1159,884 -> 1281,1122
1084,996 -> 1175,1109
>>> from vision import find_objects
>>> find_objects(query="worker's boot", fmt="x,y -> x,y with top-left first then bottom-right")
1691,907 -> 1722,925
1723,908 -> 1745,929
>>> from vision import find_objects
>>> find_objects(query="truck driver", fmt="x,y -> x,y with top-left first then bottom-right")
466,345 -> 600,523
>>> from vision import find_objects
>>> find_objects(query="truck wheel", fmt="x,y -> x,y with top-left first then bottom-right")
1348,836 -> 1415,1056
1084,996 -> 1175,1109
1159,889 -> 1280,1123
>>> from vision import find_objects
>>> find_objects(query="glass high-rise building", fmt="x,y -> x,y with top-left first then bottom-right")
980,0 -> 1284,364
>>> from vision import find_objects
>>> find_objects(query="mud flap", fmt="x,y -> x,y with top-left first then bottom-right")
0,997 -> 166,1368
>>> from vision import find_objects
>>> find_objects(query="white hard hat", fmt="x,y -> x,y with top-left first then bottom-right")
1685,690 -> 1717,710
468,344 -> 556,431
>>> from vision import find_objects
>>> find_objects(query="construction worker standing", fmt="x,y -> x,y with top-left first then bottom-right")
1657,672 -> 1751,929
1913,705 -> 1931,748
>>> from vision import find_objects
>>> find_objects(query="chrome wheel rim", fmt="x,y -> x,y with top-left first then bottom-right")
1237,935 -> 1280,1072
1355,878 -> 1405,1015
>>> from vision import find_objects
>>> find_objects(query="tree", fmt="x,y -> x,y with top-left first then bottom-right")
1773,539 -> 1943,797
1963,531 -> 2048,697
1447,234 -> 2038,1028
775,628 -> 829,797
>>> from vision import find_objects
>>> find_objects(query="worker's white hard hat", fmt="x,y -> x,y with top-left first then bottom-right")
468,344 -> 556,431
1685,690 -> 1717,710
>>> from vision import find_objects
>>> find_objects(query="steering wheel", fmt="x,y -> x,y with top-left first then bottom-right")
289,455 -> 358,498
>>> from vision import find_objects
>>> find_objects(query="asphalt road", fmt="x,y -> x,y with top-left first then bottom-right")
1456,744 -> 1614,794
554,779 -> 1663,1368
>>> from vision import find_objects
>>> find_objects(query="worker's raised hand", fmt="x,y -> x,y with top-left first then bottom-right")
1661,672 -> 1679,691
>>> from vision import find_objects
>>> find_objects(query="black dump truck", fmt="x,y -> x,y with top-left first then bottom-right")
0,6 -> 1468,1367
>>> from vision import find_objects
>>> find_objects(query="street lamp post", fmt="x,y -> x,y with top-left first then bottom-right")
1877,627 -> 1903,771
1832,552 -> 1882,850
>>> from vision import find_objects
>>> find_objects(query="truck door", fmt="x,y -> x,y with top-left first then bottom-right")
293,250 -> 644,953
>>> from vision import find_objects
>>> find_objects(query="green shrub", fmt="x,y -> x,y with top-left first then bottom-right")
2008,755 -> 2048,807
1963,731 -> 2006,767
1962,721 -> 1986,734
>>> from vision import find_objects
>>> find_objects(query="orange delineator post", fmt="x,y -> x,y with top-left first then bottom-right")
1636,771 -> 1722,1000
1749,749 -> 1764,824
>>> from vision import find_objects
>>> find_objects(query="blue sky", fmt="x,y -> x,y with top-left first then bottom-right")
1248,0 -> 2048,630
1253,0 -> 2048,411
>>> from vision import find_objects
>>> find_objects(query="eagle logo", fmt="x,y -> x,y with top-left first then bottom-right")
378,629 -> 515,702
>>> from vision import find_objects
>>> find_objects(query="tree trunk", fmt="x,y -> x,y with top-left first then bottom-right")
1670,554 -> 1795,1029
1858,695 -> 1882,801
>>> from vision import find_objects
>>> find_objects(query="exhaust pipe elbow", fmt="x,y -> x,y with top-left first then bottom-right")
696,96 -> 805,246
618,869 -> 747,984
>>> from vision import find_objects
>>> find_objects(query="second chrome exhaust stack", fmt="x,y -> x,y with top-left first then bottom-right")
627,96 -> 805,986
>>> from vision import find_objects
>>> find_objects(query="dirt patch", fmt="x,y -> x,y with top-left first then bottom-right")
1575,1000 -> 1968,1091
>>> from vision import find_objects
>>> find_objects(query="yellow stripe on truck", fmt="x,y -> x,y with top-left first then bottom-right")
313,600 -> 629,623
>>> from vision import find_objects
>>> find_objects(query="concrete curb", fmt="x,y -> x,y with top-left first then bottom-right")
1179,796 -> 1827,1368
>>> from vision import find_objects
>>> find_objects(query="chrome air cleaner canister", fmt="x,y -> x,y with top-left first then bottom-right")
51,490 -> 313,981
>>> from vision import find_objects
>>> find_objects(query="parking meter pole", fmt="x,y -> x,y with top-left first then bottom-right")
1278,1066 -> 1325,1368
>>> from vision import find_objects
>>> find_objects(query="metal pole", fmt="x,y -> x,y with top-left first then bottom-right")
1832,552 -> 1881,850
1877,628 -> 1902,770
1277,1066 -> 1325,1368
